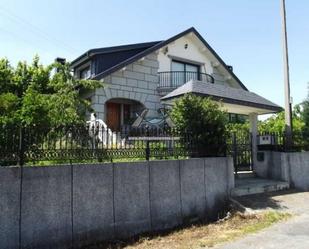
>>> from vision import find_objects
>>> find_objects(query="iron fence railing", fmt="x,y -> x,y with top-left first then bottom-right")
257,132 -> 309,152
226,130 -> 253,173
0,125 -> 227,166
2,124 -> 307,167
158,71 -> 214,89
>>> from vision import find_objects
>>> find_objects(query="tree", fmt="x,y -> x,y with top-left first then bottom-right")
301,84 -> 309,135
0,56 -> 101,127
170,94 -> 228,156
258,110 -> 304,134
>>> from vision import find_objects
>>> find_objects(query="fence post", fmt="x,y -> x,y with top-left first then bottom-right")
145,126 -> 150,161
232,132 -> 238,174
18,126 -> 25,249
18,126 -> 24,167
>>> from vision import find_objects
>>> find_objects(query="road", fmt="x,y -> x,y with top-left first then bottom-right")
214,190 -> 309,249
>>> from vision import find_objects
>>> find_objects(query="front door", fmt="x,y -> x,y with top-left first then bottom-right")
106,102 -> 121,131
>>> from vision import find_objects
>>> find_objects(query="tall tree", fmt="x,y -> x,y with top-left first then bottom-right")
0,56 -> 101,127
258,110 -> 304,134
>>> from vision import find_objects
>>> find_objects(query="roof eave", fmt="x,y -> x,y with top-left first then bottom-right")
70,41 -> 162,69
161,93 -> 283,113
92,27 -> 199,80
192,30 -> 248,91
70,51 -> 91,69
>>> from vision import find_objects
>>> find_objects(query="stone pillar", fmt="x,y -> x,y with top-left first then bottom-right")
249,113 -> 258,169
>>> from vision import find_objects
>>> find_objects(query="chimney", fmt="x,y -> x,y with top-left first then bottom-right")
227,65 -> 233,72
55,57 -> 66,65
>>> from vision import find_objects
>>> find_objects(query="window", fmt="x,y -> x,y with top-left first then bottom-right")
228,113 -> 248,124
80,66 -> 91,79
171,60 -> 199,87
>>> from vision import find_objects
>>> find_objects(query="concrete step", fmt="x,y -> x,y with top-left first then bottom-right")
235,171 -> 256,179
231,178 -> 290,197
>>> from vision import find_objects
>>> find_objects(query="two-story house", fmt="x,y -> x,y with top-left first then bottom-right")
70,27 -> 281,132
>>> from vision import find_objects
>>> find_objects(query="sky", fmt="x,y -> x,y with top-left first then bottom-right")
0,0 -> 308,110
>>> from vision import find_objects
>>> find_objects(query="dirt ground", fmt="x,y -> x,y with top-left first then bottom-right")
92,211 -> 289,249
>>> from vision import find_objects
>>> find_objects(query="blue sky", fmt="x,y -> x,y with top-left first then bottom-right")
0,0 -> 308,108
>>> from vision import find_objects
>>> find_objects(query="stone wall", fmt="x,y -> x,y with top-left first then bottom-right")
0,157 -> 234,249
255,151 -> 309,190
91,52 -> 161,120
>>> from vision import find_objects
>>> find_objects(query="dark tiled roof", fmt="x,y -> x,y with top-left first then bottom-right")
161,80 -> 282,112
70,41 -> 162,68
71,27 -> 248,91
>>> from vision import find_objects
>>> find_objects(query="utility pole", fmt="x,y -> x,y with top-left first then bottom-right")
280,0 -> 293,146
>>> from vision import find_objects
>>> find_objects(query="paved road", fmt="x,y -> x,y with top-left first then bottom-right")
214,190 -> 309,249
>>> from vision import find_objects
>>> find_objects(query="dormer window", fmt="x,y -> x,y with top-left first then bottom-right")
80,66 -> 91,79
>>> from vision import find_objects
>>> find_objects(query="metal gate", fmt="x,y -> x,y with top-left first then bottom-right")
227,131 -> 253,173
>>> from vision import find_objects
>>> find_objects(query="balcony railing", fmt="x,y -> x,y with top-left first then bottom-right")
158,71 -> 214,89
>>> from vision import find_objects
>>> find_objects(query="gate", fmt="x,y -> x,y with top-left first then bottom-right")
228,131 -> 253,173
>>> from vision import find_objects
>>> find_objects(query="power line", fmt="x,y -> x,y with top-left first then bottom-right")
0,26 -> 60,62
0,4 -> 79,55
0,26 -> 48,51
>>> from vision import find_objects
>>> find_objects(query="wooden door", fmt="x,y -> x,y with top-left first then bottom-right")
106,102 -> 121,131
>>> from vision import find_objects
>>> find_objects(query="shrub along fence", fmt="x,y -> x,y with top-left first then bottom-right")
0,124 -> 227,166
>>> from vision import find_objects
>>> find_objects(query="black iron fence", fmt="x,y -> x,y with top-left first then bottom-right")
257,132 -> 309,152
227,131 -> 252,172
2,124 -> 307,167
0,125 -> 227,166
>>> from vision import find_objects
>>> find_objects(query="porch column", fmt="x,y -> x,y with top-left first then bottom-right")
249,113 -> 258,167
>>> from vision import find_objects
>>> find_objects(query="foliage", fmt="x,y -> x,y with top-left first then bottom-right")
258,84 -> 309,134
170,94 -> 228,156
302,101 -> 309,135
258,110 -> 305,134
301,84 -> 309,135
226,122 -> 249,133
0,56 -> 102,127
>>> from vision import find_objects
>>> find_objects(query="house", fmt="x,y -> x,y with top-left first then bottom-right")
70,27 -> 282,132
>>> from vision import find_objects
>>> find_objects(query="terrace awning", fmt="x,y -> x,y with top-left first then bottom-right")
160,80 -> 283,115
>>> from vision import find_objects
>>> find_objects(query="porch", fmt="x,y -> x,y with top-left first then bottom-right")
160,79 -> 283,174
105,98 -> 144,131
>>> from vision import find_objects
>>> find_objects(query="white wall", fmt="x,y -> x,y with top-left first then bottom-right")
157,34 -> 243,90
157,36 -> 213,75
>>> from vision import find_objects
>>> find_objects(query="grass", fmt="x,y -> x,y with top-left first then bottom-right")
97,211 -> 290,249
21,155 -> 190,166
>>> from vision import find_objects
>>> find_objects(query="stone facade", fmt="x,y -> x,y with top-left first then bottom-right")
91,52 -> 161,120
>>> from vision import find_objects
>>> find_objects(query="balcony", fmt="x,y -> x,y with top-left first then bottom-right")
158,71 -> 214,89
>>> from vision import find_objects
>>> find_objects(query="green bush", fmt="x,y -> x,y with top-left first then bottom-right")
170,94 -> 228,156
